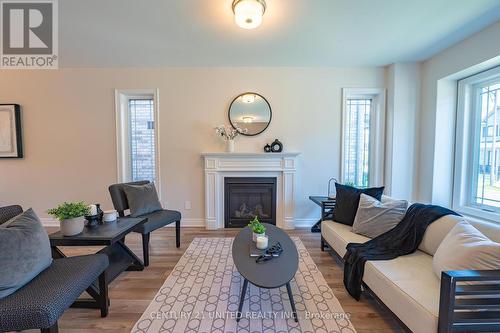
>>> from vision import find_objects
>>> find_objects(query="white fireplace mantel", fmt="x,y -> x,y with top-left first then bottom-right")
202,152 -> 300,230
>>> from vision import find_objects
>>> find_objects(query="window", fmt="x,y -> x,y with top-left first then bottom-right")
343,98 -> 372,187
454,66 -> 500,220
128,99 -> 156,182
115,90 -> 160,187
341,88 -> 385,187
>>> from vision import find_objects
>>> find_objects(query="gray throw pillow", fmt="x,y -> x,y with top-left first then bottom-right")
123,182 -> 163,217
352,194 -> 408,238
0,208 -> 53,299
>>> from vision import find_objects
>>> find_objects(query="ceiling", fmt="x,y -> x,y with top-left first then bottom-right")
59,0 -> 500,68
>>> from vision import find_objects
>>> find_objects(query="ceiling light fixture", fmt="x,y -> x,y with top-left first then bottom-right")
232,0 -> 266,30
242,116 -> 254,123
241,94 -> 256,103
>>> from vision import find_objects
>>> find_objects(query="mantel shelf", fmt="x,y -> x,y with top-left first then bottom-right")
201,152 -> 301,158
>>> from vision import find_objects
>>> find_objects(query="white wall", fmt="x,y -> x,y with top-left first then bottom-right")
0,67 -> 385,226
416,21 -> 500,203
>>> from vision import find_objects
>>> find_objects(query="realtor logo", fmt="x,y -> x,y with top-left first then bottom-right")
1,0 -> 58,69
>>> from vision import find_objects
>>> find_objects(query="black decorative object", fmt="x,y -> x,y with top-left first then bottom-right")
270,139 -> 283,152
96,203 -> 104,224
0,104 -> 23,158
264,143 -> 271,153
256,242 -> 283,263
85,203 -> 104,227
85,214 -> 100,228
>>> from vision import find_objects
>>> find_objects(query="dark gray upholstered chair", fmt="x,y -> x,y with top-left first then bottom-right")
0,206 -> 109,333
108,181 -> 181,267
0,204 -> 23,224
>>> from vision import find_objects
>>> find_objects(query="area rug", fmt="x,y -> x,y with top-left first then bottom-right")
132,237 -> 356,333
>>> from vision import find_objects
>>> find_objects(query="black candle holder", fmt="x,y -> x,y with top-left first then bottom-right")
85,215 -> 100,227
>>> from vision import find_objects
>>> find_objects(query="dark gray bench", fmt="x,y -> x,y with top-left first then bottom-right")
0,205 -> 109,333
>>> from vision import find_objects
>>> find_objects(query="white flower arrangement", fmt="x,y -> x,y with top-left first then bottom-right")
215,125 -> 246,141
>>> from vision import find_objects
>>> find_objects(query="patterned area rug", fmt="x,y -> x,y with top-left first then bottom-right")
132,237 -> 356,333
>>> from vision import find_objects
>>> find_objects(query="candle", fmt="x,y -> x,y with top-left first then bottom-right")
256,235 -> 268,250
89,204 -> 97,216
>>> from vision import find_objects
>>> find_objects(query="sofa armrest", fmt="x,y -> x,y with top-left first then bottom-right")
438,269 -> 500,333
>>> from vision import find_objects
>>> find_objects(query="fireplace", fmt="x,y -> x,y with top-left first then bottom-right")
224,177 -> 277,228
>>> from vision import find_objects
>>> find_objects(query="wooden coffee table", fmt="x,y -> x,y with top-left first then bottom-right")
49,217 -> 147,311
232,223 -> 299,322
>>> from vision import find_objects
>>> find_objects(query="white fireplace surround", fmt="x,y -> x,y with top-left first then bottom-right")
202,152 -> 300,230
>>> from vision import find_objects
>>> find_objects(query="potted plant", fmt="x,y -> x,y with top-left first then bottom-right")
248,216 -> 266,242
48,201 -> 90,236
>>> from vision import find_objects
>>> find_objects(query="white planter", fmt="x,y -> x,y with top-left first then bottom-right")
253,231 -> 265,242
227,139 -> 235,153
60,216 -> 85,236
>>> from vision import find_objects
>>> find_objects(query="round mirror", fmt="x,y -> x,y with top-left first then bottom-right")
228,92 -> 272,136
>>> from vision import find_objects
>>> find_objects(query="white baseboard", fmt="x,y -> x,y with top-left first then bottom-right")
163,218 -> 205,228
40,217 -> 59,227
293,218 -> 318,228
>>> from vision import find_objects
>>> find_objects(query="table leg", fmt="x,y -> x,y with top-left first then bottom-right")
50,246 -> 108,314
310,219 -> 322,233
236,278 -> 248,322
116,240 -> 145,271
286,282 -> 298,322
175,220 -> 181,248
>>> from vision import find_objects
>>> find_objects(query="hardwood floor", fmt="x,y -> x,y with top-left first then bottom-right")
46,227 -> 404,333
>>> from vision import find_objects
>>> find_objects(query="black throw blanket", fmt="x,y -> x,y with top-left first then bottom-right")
343,203 -> 459,300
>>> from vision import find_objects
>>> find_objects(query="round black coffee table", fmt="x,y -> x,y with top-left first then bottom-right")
232,223 -> 299,322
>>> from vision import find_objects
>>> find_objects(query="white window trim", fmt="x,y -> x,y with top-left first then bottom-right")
453,66 -> 500,222
114,89 -> 161,198
341,88 -> 386,187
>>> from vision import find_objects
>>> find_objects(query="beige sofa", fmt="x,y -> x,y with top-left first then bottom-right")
321,212 -> 500,333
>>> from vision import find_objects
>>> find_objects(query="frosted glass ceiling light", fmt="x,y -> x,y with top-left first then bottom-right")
232,0 -> 266,30
242,116 -> 254,123
241,94 -> 256,103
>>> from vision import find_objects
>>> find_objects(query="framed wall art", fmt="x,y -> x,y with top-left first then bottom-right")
0,104 -> 23,158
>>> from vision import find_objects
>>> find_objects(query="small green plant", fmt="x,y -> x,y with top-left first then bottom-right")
47,201 -> 90,221
248,216 -> 266,234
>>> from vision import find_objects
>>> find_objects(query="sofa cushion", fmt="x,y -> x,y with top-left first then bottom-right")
321,220 -> 370,257
352,194 -> 408,238
135,209 -> 181,234
331,183 -> 385,226
123,182 -> 163,217
0,254 -> 108,332
0,209 -> 53,299
418,214 -> 465,256
432,221 -> 500,278
363,252 -> 440,333
469,219 -> 500,243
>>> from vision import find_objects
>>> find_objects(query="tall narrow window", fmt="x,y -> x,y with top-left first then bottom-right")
129,99 -> 156,182
115,90 -> 160,187
472,80 -> 500,210
344,98 -> 372,187
454,66 -> 500,220
341,88 -> 385,188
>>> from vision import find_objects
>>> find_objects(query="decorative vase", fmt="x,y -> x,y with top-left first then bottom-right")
271,139 -> 283,153
227,139 -> 235,153
60,216 -> 85,236
253,231 -> 265,242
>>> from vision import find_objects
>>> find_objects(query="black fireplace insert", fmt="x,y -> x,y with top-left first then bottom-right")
224,177 -> 277,228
